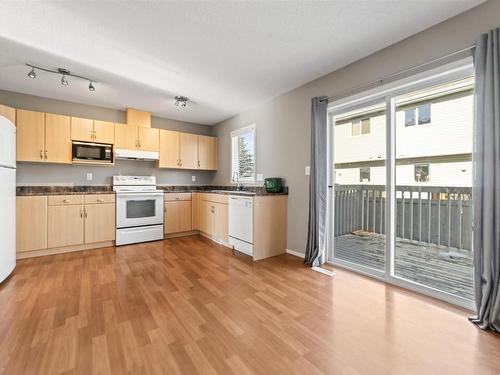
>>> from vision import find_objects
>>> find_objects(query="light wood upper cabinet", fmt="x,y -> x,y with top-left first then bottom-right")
72,117 -> 115,144
16,196 -> 47,253
198,135 -> 217,170
114,123 -> 138,150
84,203 -> 115,243
138,127 -> 159,152
71,117 -> 94,142
159,130 -> 180,168
115,124 -> 159,151
93,120 -> 115,144
213,202 -> 228,243
0,104 -> 16,124
16,109 -> 45,162
126,108 -> 151,128
158,131 -> 217,170
165,201 -> 192,234
45,113 -> 71,164
179,133 -> 198,169
48,204 -> 85,248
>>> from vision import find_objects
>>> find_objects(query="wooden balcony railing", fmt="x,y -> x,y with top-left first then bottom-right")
334,184 -> 472,251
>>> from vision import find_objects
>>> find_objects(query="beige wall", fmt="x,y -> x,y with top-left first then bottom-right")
0,90 -> 215,186
212,0 -> 500,253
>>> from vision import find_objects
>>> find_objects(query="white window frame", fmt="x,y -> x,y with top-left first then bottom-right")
326,57 -> 475,310
230,124 -> 256,184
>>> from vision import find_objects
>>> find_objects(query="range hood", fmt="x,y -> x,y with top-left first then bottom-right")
114,149 -> 159,161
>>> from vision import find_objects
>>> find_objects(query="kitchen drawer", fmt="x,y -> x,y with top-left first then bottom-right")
84,194 -> 115,204
48,195 -> 84,206
164,192 -> 192,201
200,193 -> 228,204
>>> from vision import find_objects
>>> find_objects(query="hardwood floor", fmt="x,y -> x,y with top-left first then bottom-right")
1,235 -> 499,375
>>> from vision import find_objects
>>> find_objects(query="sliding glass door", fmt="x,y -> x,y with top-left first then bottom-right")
331,101 -> 387,275
327,62 -> 474,307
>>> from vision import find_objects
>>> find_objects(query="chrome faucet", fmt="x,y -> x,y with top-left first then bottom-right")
233,171 -> 244,191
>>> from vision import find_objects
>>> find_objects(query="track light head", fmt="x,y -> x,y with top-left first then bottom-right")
174,95 -> 189,108
27,68 -> 36,79
88,82 -> 95,91
61,75 -> 68,85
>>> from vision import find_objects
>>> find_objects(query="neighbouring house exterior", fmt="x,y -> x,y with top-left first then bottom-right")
333,78 -> 473,188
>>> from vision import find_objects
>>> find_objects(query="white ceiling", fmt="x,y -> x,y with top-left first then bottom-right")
0,1 -> 484,125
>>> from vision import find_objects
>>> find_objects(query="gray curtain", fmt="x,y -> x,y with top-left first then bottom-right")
305,96 -> 328,267
471,27 -> 500,331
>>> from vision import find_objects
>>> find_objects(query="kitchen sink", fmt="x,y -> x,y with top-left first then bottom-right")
210,190 -> 256,195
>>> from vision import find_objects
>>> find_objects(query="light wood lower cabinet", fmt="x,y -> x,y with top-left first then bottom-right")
199,199 -> 213,235
17,194 -> 116,254
197,194 -> 228,243
84,204 -> 115,243
213,202 -> 228,243
48,205 -> 85,248
16,196 -> 47,252
165,201 -> 192,234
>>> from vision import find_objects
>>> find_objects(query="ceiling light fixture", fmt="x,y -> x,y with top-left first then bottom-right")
27,68 -> 36,79
25,63 -> 96,92
174,95 -> 189,108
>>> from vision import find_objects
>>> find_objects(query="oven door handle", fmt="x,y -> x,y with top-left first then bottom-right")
116,192 -> 164,197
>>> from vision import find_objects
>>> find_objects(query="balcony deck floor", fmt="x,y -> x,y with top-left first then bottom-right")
334,233 -> 474,300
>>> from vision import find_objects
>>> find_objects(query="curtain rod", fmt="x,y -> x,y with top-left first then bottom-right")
320,44 -> 475,103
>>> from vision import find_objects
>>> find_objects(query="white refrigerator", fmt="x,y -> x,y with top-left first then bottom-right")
0,115 -> 16,283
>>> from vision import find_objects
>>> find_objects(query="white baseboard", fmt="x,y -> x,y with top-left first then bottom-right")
312,266 -> 335,277
286,249 -> 305,258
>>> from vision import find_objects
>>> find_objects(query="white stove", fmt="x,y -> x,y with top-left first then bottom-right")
113,176 -> 164,246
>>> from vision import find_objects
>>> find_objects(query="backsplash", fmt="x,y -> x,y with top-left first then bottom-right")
16,160 -> 215,186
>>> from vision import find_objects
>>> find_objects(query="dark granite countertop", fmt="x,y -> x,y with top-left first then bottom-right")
158,185 -> 288,196
17,185 -> 288,197
16,185 -> 114,196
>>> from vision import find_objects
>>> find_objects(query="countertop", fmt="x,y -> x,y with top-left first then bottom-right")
16,185 -> 288,197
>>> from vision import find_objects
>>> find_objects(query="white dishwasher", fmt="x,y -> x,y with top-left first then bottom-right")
228,195 -> 254,256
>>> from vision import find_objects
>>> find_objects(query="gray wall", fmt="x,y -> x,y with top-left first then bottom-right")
0,90 -> 215,185
212,0 -> 500,254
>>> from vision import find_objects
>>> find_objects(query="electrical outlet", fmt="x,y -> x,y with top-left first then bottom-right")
191,175 -> 196,182
305,166 -> 310,176
257,173 -> 264,181
86,173 -> 93,181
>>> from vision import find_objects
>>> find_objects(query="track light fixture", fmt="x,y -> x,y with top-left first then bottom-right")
25,64 -> 96,91
27,68 -> 36,79
174,96 -> 189,108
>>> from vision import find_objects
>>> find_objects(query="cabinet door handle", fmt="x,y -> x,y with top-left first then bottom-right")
138,140 -> 142,148
63,199 -> 70,203
84,209 -> 88,218
198,160 -> 200,167
80,209 -> 83,218
40,150 -> 43,159
44,150 -> 47,159
97,198 -> 104,203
